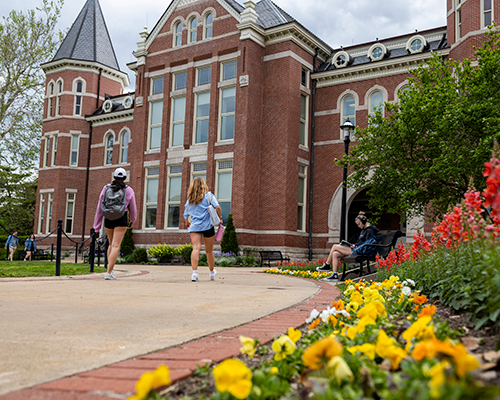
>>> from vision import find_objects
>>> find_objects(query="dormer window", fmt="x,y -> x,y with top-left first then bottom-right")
368,43 -> 388,62
174,21 -> 182,47
123,96 -> 133,109
406,35 -> 427,54
332,51 -> 351,69
103,99 -> 113,113
189,17 -> 197,43
204,13 -> 213,39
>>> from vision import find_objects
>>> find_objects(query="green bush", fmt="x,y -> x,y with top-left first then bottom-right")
120,228 -> 134,256
177,243 -> 193,263
221,214 -> 239,255
133,248 -> 148,263
147,244 -> 178,263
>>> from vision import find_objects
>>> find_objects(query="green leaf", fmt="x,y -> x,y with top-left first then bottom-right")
474,316 -> 490,330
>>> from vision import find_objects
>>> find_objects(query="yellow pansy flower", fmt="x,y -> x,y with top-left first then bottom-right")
375,330 -> 407,370
287,327 -> 301,343
350,291 -> 364,305
239,336 -> 256,358
402,315 -> 432,344
127,365 -> 171,400
346,315 -> 376,340
357,300 -> 386,320
345,301 -> 359,314
272,335 -> 296,361
302,337 -> 343,370
326,356 -> 354,383
428,361 -> 450,399
347,343 -> 376,360
213,359 -> 252,400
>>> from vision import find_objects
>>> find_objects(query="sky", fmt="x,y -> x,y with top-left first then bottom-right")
1,0 -> 447,90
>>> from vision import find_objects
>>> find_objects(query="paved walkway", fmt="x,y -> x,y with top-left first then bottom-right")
0,265 -> 340,400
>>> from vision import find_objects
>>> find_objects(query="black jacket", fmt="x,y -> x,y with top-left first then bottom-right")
356,225 -> 379,245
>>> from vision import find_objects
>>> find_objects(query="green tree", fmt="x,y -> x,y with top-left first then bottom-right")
0,166 -> 37,235
221,214 -> 239,255
343,27 -> 500,221
120,228 -> 134,256
0,0 -> 64,170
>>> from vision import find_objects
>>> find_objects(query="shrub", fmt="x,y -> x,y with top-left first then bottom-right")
177,243 -> 193,263
147,244 -> 178,263
133,248 -> 148,263
120,228 -> 134,256
221,214 -> 239,255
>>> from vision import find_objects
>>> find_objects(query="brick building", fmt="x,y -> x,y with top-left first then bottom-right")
36,0 -> 497,258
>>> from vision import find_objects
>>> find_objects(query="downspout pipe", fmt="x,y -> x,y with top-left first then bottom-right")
308,48 -> 319,261
81,68 -> 102,241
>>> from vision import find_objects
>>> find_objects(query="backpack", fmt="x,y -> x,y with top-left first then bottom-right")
101,184 -> 127,220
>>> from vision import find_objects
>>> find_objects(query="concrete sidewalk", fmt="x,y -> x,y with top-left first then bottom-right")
0,265 -> 340,399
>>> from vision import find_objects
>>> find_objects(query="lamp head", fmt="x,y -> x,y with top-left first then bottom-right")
340,118 -> 355,140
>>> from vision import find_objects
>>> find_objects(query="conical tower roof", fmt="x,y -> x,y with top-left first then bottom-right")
52,0 -> 120,71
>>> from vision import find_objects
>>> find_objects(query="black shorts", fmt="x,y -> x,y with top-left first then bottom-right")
104,212 -> 128,229
192,226 -> 215,238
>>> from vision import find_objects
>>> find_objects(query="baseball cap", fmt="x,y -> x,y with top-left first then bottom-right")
114,167 -> 127,179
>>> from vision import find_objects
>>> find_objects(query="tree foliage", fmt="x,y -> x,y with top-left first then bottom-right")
0,166 -> 37,235
0,0 -> 64,170
221,214 -> 239,255
342,27 -> 500,221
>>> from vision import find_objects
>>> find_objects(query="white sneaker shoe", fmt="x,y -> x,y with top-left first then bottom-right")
104,272 -> 116,280
111,271 -> 116,279
209,269 -> 217,281
191,271 -> 199,282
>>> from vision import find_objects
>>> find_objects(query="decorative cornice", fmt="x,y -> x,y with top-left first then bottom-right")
86,109 -> 134,126
313,48 -> 450,88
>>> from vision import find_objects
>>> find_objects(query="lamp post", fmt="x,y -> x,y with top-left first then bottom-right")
339,118 -> 355,242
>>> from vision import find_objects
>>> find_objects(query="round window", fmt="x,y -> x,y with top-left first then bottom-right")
123,96 -> 133,109
372,47 -> 383,59
336,55 -> 346,67
103,100 -> 113,113
411,39 -> 422,52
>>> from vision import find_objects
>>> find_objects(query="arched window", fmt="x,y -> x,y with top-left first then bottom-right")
120,130 -> 129,164
105,133 -> 113,165
174,21 -> 182,47
56,81 -> 63,116
75,81 -> 83,115
48,83 -> 54,117
369,91 -> 384,114
342,95 -> 356,126
204,13 -> 213,39
189,17 -> 197,43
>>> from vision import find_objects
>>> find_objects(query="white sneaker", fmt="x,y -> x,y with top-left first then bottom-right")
111,271 -> 116,279
191,271 -> 199,282
209,269 -> 217,281
104,272 -> 116,280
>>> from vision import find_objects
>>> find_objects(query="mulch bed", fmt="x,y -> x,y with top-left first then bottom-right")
162,302 -> 500,399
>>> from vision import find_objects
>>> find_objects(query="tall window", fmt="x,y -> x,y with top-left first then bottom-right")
483,0 -> 492,27
341,95 -> 356,131
151,77 -> 164,95
144,167 -> 159,229
219,87 -> 235,141
174,21 -> 182,47
65,193 -> 76,234
70,135 -> 79,166
75,81 -> 83,115
174,71 -> 187,91
44,138 -> 50,167
197,66 -> 211,86
222,61 -> 236,81
149,101 -> 163,150
48,83 -> 54,117
195,92 -> 210,144
120,130 -> 129,163
47,192 -> 54,233
216,160 -> 233,222
301,68 -> 309,87
204,13 -> 213,39
166,165 -> 182,228
38,194 -> 45,234
192,162 -> 207,182
369,91 -> 384,114
56,81 -> 62,116
300,94 -> 308,146
171,96 -> 186,147
189,17 -> 197,43
51,135 -> 58,166
298,165 -> 307,231
105,133 -> 114,165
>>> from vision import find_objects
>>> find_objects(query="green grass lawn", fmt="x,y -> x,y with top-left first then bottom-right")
0,261 -> 106,277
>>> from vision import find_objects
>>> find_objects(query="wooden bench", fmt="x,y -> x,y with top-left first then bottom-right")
259,251 -> 290,267
339,230 -> 404,281
17,249 -> 48,260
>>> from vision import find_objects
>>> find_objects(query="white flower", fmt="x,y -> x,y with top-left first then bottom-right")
338,310 -> 351,318
320,308 -> 331,322
306,309 -> 320,323
401,286 -> 412,296
402,279 -> 415,287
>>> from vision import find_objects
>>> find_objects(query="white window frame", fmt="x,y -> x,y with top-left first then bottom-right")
300,93 -> 308,147
38,193 -> 45,234
221,60 -> 237,82
171,96 -> 186,148
298,165 -> 307,232
51,134 -> 58,167
70,134 -> 79,167
65,192 -> 76,235
148,101 -> 163,150
174,71 -> 188,91
369,91 -> 385,115
194,91 -> 210,144
215,159 -> 233,223
44,137 -> 50,168
218,86 -> 235,142
105,132 -> 114,165
189,17 -> 198,43
165,165 -> 183,229
341,95 -> 356,138
74,81 -> 83,115
48,82 -> 54,118
191,162 -> 207,183
204,12 -> 213,39
332,51 -> 351,69
197,66 -> 211,86
174,21 -> 182,47
143,167 -> 160,229
56,80 -> 63,116
119,129 -> 129,164
151,76 -> 165,96
47,192 -> 54,234
482,0 -> 493,28
456,5 -> 462,41
301,67 -> 309,88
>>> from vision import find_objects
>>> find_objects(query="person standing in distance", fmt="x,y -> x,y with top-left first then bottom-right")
24,234 -> 37,261
183,177 -> 222,282
93,168 -> 137,280
5,230 -> 19,261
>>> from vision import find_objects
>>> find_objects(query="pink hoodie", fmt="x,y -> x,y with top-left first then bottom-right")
93,185 -> 137,231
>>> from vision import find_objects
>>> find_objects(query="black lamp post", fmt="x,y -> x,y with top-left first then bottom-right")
339,118 -> 355,242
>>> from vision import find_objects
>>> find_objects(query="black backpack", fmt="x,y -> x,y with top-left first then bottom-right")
101,184 -> 127,220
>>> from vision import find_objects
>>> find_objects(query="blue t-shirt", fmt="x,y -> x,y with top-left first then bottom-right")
183,192 -> 219,232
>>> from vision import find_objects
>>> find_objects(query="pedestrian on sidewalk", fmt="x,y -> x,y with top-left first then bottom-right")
93,168 -> 137,280
24,234 -> 37,261
5,230 -> 19,261
317,212 -> 379,282
183,177 -> 222,282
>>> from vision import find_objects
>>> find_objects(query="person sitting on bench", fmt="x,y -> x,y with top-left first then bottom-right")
317,212 -> 379,282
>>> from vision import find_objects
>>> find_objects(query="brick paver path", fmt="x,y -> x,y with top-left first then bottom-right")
0,279 -> 339,400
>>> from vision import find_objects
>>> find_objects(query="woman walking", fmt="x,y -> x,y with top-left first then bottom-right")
24,234 -> 37,261
317,212 -> 379,282
183,177 -> 222,282
93,168 -> 137,280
